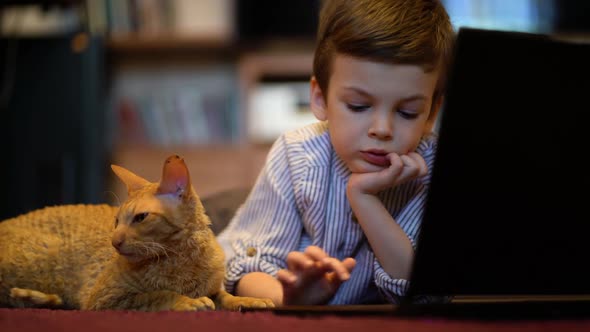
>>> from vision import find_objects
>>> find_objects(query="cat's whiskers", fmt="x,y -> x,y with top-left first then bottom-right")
152,242 -> 181,257
128,242 -> 154,259
134,241 -> 180,262
144,243 -> 159,258
151,244 -> 168,263
161,244 -> 180,257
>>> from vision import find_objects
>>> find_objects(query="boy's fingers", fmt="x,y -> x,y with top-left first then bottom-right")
407,152 -> 428,176
342,257 -> 356,272
388,153 -> 404,174
321,257 -> 351,281
286,251 -> 314,271
385,154 -> 405,184
399,155 -> 420,178
396,153 -> 427,185
277,269 -> 297,285
304,246 -> 329,262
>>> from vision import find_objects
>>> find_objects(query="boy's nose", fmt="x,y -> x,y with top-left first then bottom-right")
368,114 -> 393,140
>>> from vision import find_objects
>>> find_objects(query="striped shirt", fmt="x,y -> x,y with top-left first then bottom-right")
217,121 -> 437,304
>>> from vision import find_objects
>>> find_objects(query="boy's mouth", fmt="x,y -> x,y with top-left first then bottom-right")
360,150 -> 390,167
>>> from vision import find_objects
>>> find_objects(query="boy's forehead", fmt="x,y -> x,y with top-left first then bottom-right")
329,55 -> 441,97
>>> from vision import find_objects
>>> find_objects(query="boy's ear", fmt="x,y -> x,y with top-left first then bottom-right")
310,76 -> 328,121
157,155 -> 191,198
111,164 -> 151,194
424,95 -> 444,134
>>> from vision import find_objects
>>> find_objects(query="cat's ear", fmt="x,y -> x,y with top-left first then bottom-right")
111,164 -> 151,194
157,155 -> 191,198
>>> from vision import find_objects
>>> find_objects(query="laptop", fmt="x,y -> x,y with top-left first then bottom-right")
266,28 -> 590,318
401,27 -> 590,318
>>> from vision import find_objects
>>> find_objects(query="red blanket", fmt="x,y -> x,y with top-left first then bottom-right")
2,308 -> 590,332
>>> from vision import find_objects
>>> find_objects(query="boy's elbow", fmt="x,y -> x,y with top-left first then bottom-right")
236,272 -> 283,306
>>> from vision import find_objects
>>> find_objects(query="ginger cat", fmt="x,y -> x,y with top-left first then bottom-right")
0,155 -> 273,311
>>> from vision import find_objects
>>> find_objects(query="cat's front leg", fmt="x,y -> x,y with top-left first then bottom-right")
213,289 -> 274,311
83,288 -> 215,311
9,287 -> 64,308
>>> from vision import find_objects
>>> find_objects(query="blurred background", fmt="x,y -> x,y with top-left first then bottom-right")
0,0 -> 588,220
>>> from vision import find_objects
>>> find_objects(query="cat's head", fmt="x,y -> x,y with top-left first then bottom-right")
109,155 -> 211,262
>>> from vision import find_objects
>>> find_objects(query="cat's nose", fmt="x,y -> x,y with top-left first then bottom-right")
112,236 -> 125,250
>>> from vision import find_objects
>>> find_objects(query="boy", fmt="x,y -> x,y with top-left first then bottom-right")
218,0 -> 454,305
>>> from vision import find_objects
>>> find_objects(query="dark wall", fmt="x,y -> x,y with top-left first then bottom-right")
0,34 -> 107,220
552,0 -> 590,33
236,0 -> 320,42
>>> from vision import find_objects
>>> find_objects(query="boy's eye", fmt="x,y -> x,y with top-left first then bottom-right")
346,103 -> 369,112
132,212 -> 149,224
398,110 -> 419,119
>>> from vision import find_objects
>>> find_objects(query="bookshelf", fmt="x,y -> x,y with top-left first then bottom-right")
105,45 -> 315,200
0,0 -> 318,203
94,0 -> 318,200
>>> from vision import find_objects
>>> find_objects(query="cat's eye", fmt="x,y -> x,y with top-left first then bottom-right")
114,217 -> 119,227
132,212 -> 149,224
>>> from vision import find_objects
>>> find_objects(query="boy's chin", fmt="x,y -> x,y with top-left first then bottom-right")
349,162 -> 389,174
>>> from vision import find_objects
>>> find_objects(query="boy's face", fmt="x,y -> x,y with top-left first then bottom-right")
310,54 -> 441,173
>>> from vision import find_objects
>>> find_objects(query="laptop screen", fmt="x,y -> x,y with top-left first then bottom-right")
408,28 -> 590,298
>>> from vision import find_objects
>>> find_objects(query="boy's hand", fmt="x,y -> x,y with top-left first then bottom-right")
276,246 -> 356,305
348,152 -> 427,195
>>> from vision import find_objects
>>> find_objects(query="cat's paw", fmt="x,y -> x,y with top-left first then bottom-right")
221,296 -> 275,311
172,296 -> 215,311
10,287 -> 63,306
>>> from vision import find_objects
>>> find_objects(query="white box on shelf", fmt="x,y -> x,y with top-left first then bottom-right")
172,0 -> 234,40
248,81 -> 317,143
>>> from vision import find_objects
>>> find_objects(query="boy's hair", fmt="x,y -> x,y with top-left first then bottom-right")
313,0 -> 454,102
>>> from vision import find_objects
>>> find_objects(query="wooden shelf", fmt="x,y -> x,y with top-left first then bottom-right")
105,35 -> 239,66
107,35 -> 234,53
0,0 -> 81,6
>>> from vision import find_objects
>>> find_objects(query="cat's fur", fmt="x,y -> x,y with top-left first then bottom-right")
0,155 -> 273,311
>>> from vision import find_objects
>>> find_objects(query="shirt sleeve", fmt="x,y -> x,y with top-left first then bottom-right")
219,135 -> 304,294
372,135 -> 437,303
372,185 -> 428,303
